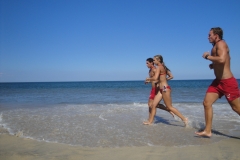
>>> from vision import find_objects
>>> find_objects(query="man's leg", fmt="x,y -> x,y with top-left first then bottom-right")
157,103 -> 174,117
143,92 -> 162,125
229,97 -> 240,115
148,99 -> 153,121
195,92 -> 219,137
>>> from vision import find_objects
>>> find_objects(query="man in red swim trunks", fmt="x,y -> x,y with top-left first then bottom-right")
144,58 -> 173,123
195,27 -> 240,137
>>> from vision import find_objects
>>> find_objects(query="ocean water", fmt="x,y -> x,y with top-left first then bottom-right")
0,80 -> 240,147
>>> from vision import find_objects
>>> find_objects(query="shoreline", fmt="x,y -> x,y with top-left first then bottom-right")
1,132 -> 240,160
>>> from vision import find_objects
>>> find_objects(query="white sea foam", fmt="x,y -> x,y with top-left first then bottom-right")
1,80 -> 239,147
99,113 -> 107,121
0,102 -> 239,147
0,113 -> 2,122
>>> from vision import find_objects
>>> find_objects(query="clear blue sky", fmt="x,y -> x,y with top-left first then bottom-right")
0,0 -> 239,82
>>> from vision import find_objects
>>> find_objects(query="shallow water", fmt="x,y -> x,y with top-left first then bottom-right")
0,81 -> 240,147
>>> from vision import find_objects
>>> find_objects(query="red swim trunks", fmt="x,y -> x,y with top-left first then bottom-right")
207,77 -> 240,101
160,86 -> 171,94
149,87 -> 159,100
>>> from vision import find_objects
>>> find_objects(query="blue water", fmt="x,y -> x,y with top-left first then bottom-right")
0,80 -> 230,105
0,80 -> 240,147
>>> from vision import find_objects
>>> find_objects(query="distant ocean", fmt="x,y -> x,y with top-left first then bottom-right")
0,80 -> 240,147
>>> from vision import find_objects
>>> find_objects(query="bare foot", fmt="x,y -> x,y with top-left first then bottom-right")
183,117 -> 189,127
143,121 -> 152,125
195,131 -> 212,137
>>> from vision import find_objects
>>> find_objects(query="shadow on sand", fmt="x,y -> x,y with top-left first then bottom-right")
154,115 -> 181,127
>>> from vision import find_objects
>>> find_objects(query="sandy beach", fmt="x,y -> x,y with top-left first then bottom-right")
1,128 -> 240,160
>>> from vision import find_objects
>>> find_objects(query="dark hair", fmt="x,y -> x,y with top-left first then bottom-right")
211,27 -> 223,39
146,58 -> 153,63
154,55 -> 170,72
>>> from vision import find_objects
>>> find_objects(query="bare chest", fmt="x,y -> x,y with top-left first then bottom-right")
211,46 -> 217,56
149,70 -> 155,77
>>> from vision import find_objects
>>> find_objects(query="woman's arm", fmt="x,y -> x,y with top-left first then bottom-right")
166,70 -> 173,80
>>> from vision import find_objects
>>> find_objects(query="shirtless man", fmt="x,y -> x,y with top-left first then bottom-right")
144,58 -> 174,124
195,27 -> 240,137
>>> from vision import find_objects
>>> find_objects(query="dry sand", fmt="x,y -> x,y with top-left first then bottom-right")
1,130 -> 240,160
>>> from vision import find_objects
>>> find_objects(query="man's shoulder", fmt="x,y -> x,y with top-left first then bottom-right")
215,40 -> 228,51
217,40 -> 228,47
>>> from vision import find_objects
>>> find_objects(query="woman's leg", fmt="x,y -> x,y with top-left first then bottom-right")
157,103 -> 175,117
162,89 -> 188,126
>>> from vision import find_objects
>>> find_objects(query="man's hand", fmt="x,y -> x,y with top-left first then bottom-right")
209,64 -> 213,69
145,78 -> 150,84
202,51 -> 210,59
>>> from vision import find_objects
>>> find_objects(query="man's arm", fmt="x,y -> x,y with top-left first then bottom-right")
203,42 -> 228,64
209,63 -> 213,69
146,67 -> 160,82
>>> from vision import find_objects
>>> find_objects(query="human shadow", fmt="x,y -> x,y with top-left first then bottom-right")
154,115 -> 181,127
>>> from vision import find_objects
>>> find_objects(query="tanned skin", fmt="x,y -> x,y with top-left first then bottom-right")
143,60 -> 174,124
195,28 -> 240,137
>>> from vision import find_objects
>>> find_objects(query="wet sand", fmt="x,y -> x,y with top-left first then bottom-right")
1,130 -> 240,160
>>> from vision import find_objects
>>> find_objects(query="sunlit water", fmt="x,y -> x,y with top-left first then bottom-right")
0,80 -> 239,147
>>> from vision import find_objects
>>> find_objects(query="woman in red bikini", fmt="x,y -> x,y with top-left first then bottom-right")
144,55 -> 188,126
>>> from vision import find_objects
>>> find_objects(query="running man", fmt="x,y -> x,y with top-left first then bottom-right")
195,27 -> 240,137
143,58 -> 175,125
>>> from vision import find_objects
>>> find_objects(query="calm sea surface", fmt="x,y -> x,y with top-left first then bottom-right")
0,80 -> 240,147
